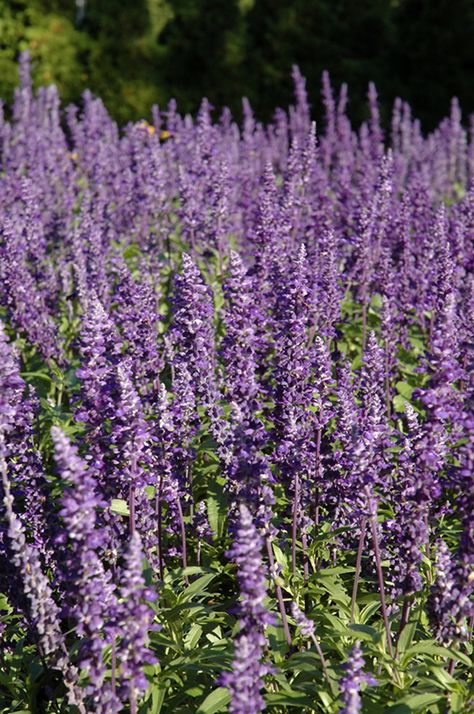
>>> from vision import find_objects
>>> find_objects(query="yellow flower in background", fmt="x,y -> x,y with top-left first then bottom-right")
137,121 -> 156,136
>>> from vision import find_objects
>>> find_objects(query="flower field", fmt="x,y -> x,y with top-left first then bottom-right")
0,55 -> 473,713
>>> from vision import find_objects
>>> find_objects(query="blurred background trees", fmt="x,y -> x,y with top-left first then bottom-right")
1,0 -> 473,128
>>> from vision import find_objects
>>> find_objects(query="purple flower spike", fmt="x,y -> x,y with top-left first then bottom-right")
220,505 -> 273,714
221,630 -> 272,714
226,504 -> 274,629
291,603 -> 315,638
1,434 -> 85,712
339,643 -> 376,714
170,253 -> 216,408
118,532 -> 157,711
428,539 -> 472,645
52,426 -> 120,712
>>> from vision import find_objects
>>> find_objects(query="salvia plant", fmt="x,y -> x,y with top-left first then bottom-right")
0,52 -> 473,714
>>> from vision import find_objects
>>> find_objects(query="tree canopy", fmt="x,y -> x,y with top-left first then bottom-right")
1,0 -> 473,128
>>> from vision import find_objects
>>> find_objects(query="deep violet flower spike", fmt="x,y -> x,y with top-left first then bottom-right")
291,603 -> 315,638
339,642 -> 376,714
428,539 -> 472,644
226,504 -> 274,628
170,254 -> 229,456
0,320 -> 25,430
170,253 -> 216,406
220,505 -> 273,714
0,320 -> 51,561
112,260 -> 163,393
1,438 -> 63,659
115,362 -> 151,490
221,250 -> 260,409
52,426 -> 120,712
118,532 -> 157,710
0,433 -> 85,712
220,629 -> 272,714
75,296 -> 123,489
385,405 -> 428,600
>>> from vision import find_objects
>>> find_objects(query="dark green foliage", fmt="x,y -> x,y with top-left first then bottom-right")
1,0 -> 474,145
158,0 -> 246,114
393,0 -> 474,128
243,0 -> 396,125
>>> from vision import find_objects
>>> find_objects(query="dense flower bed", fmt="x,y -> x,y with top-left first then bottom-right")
0,54 -> 473,713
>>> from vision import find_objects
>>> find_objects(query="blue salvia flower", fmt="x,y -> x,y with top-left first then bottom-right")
75,295 -> 123,493
170,253 -> 228,454
0,321 -> 51,570
170,253 -> 216,407
220,505 -> 273,714
428,538 -> 473,645
117,532 -> 157,713
52,426 -> 120,713
339,642 -> 376,714
291,603 -> 315,638
221,251 -> 272,519
1,432 -> 85,712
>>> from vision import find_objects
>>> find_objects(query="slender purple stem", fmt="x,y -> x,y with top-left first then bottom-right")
362,296 -> 368,350
310,632 -> 333,691
156,476 -> 164,579
384,346 -> 391,417
291,473 -> 300,574
366,492 -> 394,658
129,485 -> 136,536
266,536 -> 291,646
302,532 -> 309,583
111,637 -> 117,695
314,427 -> 322,528
351,518 -> 367,623
177,498 -> 189,585
394,596 -> 412,657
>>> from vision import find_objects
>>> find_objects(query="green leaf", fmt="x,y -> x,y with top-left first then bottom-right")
206,479 -> 227,540
207,494 -> 222,540
315,576 -> 351,607
272,542 -> 288,570
179,573 -> 218,601
393,394 -> 408,413
123,243 -> 143,261
281,651 -> 325,673
196,687 -> 231,714
265,690 -> 316,707
184,623 -> 203,649
385,692 -> 443,712
348,624 -> 382,644
145,485 -> 156,499
426,666 -> 457,690
184,685 -> 205,697
142,684 -> 166,714
110,498 -> 129,516
179,566 -> 208,578
396,381 -> 414,399
20,371 -> 53,383
359,600 -> 381,623
403,641 -> 472,667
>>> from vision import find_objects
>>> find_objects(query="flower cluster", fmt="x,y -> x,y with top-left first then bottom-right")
220,505 -> 274,713
0,54 -> 473,712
